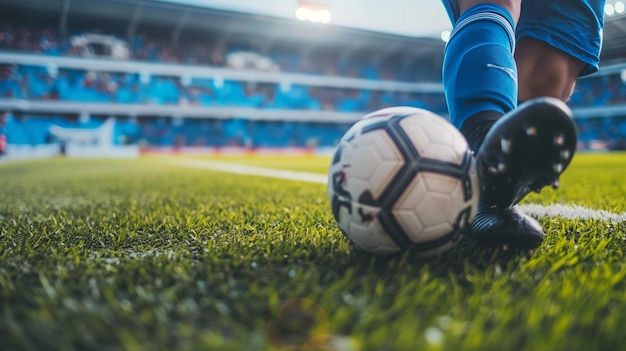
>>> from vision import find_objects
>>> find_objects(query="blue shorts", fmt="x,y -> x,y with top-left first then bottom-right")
441,0 -> 606,76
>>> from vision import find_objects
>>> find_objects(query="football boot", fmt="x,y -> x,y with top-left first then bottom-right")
472,97 -> 577,249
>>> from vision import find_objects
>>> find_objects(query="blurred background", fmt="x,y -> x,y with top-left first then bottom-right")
0,0 -> 625,159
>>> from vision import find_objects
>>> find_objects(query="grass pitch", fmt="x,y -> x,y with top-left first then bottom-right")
1,153 -> 626,351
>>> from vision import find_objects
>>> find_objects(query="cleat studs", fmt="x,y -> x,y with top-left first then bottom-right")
553,163 -> 563,173
498,162 -> 507,172
552,180 -> 560,189
534,188 -> 541,194
501,138 -> 512,154
554,133 -> 565,146
526,126 -> 537,136
561,150 -> 571,160
502,245 -> 509,251
488,166 -> 498,174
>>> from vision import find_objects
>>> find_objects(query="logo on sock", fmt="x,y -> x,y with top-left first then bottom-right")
486,63 -> 517,80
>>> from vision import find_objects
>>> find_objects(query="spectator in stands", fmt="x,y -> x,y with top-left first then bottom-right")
0,133 -> 5,157
0,113 -> 5,157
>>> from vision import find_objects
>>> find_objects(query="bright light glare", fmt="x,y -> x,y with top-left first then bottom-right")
318,9 -> 332,23
295,7 -> 308,21
294,6 -> 331,24
615,1 -> 625,13
440,30 -> 451,43
605,3 -> 615,16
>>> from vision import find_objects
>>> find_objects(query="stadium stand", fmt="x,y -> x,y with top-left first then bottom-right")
0,0 -> 625,156
1,64 -> 447,113
0,20 -> 439,82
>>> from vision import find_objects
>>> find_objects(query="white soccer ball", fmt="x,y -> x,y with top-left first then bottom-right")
327,106 -> 479,257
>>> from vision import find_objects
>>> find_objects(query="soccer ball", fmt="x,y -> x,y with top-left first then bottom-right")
327,106 -> 479,257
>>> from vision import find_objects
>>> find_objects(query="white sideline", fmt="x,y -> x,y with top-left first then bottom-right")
518,204 -> 626,223
167,159 -> 626,223
166,159 -> 328,184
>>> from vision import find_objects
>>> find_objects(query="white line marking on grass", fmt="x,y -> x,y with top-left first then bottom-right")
168,159 -> 626,223
167,159 -> 328,184
519,204 -> 626,223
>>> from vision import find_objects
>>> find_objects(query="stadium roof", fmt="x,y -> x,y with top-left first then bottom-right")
154,0 -> 453,39
0,0 -> 446,64
2,0 -> 625,64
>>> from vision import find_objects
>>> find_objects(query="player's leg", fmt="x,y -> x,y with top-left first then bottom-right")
441,0 -> 521,151
479,0 -> 606,214
515,0 -> 605,102
441,0 -> 521,23
441,0 -> 552,249
478,36 -> 589,207
516,38 -> 586,102
470,0 -> 606,249
441,0 -> 604,249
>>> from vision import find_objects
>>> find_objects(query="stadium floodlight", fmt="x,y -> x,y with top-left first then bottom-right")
295,7 -> 308,21
295,0 -> 331,24
615,1 -> 625,14
440,30 -> 451,43
605,3 -> 615,16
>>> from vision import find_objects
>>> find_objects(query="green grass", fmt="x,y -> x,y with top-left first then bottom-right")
1,153 -> 626,351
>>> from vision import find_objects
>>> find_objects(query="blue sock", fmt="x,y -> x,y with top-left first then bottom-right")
443,3 -> 518,129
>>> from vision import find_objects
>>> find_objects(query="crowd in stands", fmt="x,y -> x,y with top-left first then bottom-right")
0,22 -> 437,82
0,113 -> 350,149
3,111 -> 626,151
0,21 -> 624,112
0,65 -> 448,114
1,61 -> 626,150
576,118 -> 626,150
569,73 -> 626,108
2,63 -> 626,114
1,21 -> 625,110
1,21 -> 626,151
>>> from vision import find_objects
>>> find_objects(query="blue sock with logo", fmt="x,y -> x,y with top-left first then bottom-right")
442,3 -> 518,132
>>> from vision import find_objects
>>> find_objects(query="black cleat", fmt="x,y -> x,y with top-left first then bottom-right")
472,203 -> 545,250
472,97 -> 577,249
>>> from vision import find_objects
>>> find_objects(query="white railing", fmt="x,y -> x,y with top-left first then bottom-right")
0,99 -> 364,123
